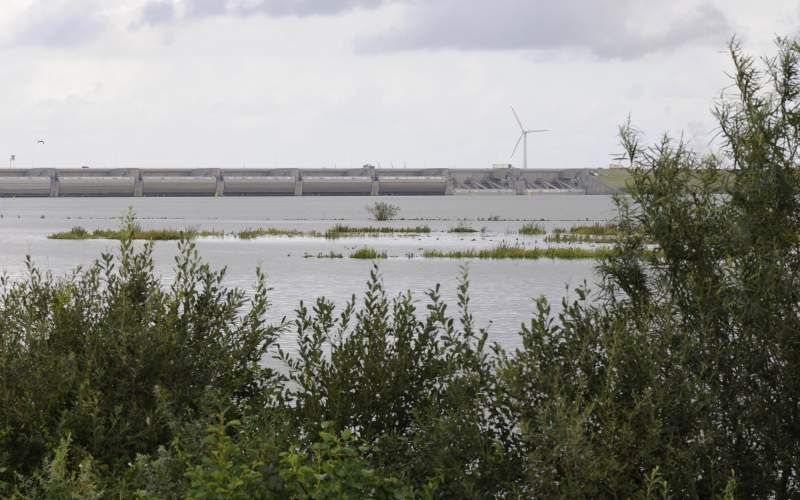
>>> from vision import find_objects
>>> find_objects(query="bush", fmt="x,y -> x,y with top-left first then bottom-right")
0,212 -> 282,482
366,201 -> 400,221
277,266 -> 522,496
499,37 -> 800,498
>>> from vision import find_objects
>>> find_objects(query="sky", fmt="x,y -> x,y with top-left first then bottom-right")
0,0 -> 797,170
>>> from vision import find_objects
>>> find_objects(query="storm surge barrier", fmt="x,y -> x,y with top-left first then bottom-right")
0,167 -> 618,197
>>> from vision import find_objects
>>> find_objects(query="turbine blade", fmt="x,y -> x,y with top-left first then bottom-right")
510,133 -> 524,159
526,129 -> 549,133
510,106 -> 525,131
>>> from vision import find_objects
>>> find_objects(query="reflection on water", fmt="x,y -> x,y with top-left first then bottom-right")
0,195 -> 617,352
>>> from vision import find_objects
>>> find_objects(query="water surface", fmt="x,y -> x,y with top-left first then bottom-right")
0,195 -> 618,352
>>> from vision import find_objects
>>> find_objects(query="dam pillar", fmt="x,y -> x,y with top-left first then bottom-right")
444,169 -> 454,195
133,169 -> 143,197
213,169 -> 224,197
293,170 -> 303,196
49,169 -> 59,197
366,165 -> 379,195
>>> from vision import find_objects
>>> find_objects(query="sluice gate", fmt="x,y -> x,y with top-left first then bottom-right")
0,167 -> 619,197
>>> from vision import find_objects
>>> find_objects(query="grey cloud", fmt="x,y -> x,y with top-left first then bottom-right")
138,0 -> 389,24
140,1 -> 176,25
364,0 -> 731,59
14,2 -> 105,47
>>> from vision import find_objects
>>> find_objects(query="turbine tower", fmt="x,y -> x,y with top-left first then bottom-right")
510,106 -> 548,169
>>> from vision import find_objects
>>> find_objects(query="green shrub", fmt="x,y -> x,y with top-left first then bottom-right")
277,267 -> 522,496
0,212 -> 282,481
366,202 -> 400,221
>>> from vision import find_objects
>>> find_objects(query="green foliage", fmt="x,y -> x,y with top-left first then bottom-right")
277,266 -> 521,497
0,211 -> 282,481
279,423 -> 426,499
16,435 -> 104,499
498,37 -> 800,497
183,414 -> 274,499
365,202 -> 400,221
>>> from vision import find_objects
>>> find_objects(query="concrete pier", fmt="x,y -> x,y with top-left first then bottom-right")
0,167 -> 620,197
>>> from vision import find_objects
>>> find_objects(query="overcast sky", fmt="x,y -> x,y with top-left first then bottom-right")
0,0 -> 796,169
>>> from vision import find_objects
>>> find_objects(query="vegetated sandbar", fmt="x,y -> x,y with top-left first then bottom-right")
48,225 -> 433,241
48,227 -> 224,241
422,245 -> 611,260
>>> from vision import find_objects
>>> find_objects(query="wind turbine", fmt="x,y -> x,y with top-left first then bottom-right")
510,106 -> 548,169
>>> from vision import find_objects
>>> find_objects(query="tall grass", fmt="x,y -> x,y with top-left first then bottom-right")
448,224 -> 479,233
518,223 -> 546,235
350,247 -> 388,259
567,223 -> 617,236
237,227 -> 314,239
49,226 -> 224,241
545,233 -> 617,244
325,224 -> 430,238
422,244 -> 610,260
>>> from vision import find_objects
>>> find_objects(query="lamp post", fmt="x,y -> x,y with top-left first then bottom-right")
9,155 -> 14,168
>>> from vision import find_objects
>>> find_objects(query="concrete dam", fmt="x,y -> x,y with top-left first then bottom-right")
0,167 -> 619,197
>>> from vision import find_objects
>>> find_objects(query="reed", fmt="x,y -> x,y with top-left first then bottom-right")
237,227 -> 313,239
518,223 -> 546,235
422,244 -> 610,260
448,224 -> 479,233
545,233 -> 617,244
49,226 -> 224,241
567,223 -> 617,236
325,224 -> 430,238
349,247 -> 388,259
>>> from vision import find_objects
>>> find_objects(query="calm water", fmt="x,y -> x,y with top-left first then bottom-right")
0,195 -> 617,352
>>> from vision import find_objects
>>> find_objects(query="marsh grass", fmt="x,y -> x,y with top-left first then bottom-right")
49,226 -> 224,241
238,227 -> 315,239
545,233 -> 617,244
566,223 -> 617,236
448,224 -> 479,233
325,224 -> 430,238
304,251 -> 344,258
350,247 -> 388,259
518,223 -> 546,235
422,244 -> 610,260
